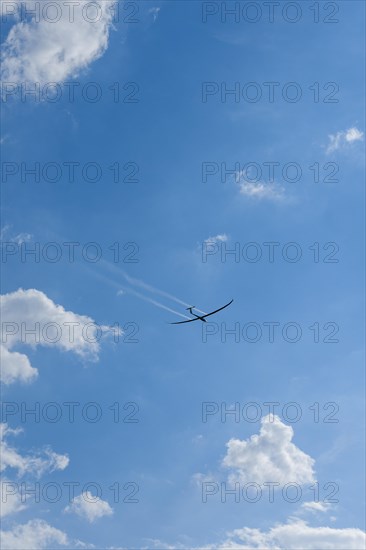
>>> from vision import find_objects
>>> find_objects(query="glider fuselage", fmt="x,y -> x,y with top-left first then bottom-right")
186,307 -> 207,322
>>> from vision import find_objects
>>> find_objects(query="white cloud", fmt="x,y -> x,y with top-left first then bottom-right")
0,423 -> 69,478
0,225 -> 33,246
204,234 -> 228,244
0,345 -> 38,384
232,167 -> 286,201
300,501 -> 332,514
0,427 -> 89,547
1,288 -> 117,384
326,126 -> 364,153
1,0 -> 115,85
0,519 -> 68,550
239,179 -> 285,201
216,519 -> 366,550
12,232 -> 33,245
182,419 -> 365,550
64,492 -> 113,523
222,414 -> 315,486
191,472 -> 215,488
149,7 -> 161,22
151,520 -> 366,550
0,478 -> 26,518
345,127 -> 364,143
0,224 -> 11,237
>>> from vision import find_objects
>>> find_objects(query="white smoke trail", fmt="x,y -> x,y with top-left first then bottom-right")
100,261 -> 207,314
118,287 -> 191,320
90,268 -> 191,320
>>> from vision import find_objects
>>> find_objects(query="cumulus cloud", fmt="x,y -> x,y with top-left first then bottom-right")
64,492 -> 113,523
326,127 -> 364,154
1,288 -> 118,384
0,423 -> 69,478
222,414 -> 315,486
345,127 -> 364,142
0,345 -> 38,384
1,0 -> 115,85
0,519 -> 68,550
187,417 -> 365,548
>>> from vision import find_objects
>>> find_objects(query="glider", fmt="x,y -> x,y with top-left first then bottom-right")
170,299 -> 233,324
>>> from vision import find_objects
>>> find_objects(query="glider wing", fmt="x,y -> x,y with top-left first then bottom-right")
170,299 -> 233,324
199,299 -> 234,319
170,317 -> 201,325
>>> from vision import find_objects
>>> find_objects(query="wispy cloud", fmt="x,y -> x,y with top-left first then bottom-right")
234,170 -> 286,201
203,234 -> 228,245
238,179 -> 286,201
326,126 -> 364,154
1,423 -> 69,478
300,501 -> 333,514
149,7 -> 161,22
0,225 -> 33,244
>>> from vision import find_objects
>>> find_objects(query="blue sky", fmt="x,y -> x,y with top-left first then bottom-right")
0,1 -> 365,548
